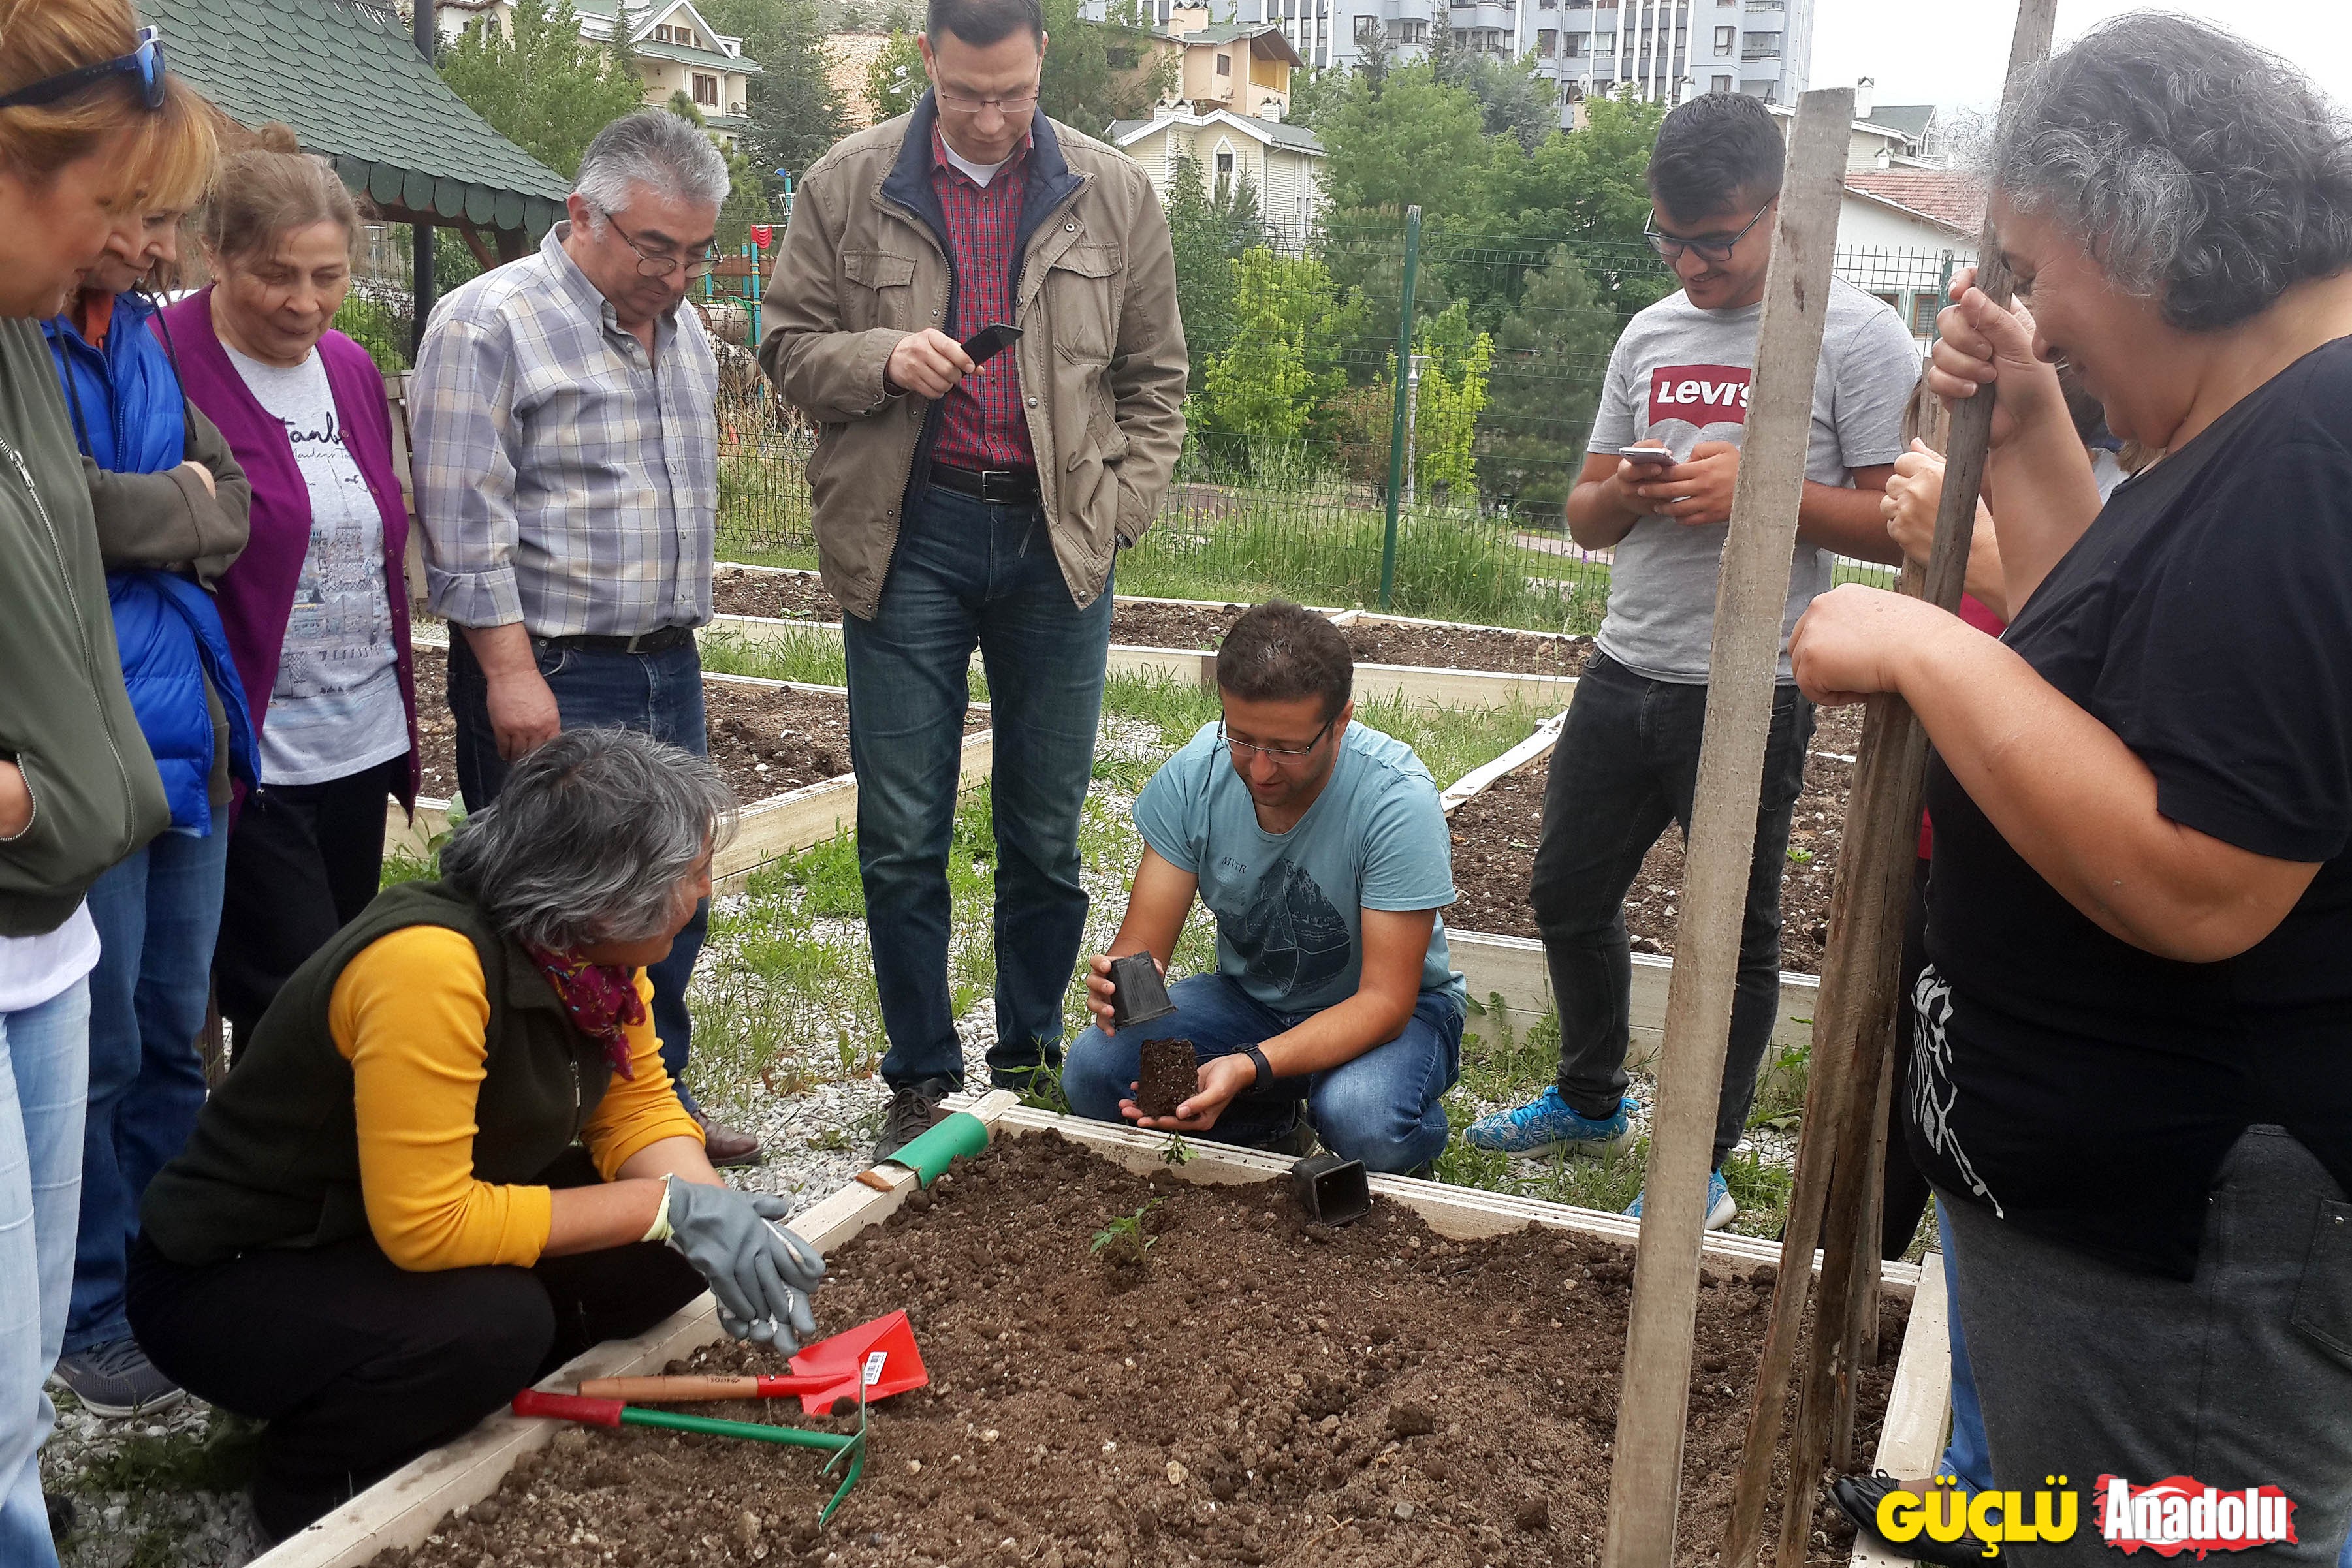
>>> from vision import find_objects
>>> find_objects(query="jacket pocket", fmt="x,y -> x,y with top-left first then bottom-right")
2293,1199 -> 2352,1368
1045,243 -> 1122,361
840,249 -> 919,332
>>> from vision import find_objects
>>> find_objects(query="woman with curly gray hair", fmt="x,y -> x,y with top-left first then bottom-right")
125,729 -> 825,1542
1790,15 -> 2352,1560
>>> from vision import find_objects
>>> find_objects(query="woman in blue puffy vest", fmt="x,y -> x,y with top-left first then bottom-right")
42,206 -> 257,1419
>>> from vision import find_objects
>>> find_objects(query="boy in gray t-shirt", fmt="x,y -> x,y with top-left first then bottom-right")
1465,93 -> 1916,1231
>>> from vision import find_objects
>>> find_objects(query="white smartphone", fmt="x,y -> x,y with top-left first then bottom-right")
1617,445 -> 1678,465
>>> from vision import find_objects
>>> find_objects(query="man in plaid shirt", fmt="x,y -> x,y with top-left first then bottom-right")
411,111 -> 761,1165
762,0 -> 1188,1160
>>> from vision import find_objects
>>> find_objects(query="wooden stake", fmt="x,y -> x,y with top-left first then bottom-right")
1597,86 -> 1853,1568
1722,7 -> 2059,1563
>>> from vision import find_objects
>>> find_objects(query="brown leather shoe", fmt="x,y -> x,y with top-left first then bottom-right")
692,1109 -> 763,1168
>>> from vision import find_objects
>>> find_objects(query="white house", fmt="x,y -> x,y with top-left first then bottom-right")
437,0 -> 764,148
1106,103 -> 1327,240
1837,168 -> 1983,341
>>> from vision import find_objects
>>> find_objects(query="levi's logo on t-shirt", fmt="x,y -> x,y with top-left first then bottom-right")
1647,365 -> 1753,428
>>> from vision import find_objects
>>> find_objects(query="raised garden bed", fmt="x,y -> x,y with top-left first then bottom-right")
1336,614 -> 1593,678
714,565 -> 840,623
1444,702 -> 1862,976
300,1097 -> 1937,1568
390,646 -> 991,884
409,646 -> 981,809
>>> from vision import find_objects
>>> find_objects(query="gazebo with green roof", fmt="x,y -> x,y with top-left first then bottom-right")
147,0 -> 570,277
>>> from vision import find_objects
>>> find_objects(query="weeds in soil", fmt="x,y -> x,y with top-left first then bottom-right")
1015,1069 -> 1075,1117
1160,1132 -> 1196,1165
68,1412 -> 263,1497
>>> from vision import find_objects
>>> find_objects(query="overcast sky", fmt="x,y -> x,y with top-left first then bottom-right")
1808,1 -> 2352,119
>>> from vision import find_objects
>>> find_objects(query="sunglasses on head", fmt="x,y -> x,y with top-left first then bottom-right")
0,27 -> 167,113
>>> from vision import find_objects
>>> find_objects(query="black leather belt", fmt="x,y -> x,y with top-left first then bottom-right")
929,463 -> 1040,504
539,625 -> 694,655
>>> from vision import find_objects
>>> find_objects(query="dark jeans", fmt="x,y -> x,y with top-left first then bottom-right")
445,633 -> 710,1106
214,756 -> 405,1054
1061,973 -> 1467,1172
125,1148 -> 705,1541
69,826 -> 228,1353
1937,1129 -> 2352,1567
843,484 -> 1113,1091
1529,652 -> 1813,1169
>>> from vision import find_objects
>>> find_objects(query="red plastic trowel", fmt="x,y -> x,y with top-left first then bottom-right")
579,1309 -> 927,1415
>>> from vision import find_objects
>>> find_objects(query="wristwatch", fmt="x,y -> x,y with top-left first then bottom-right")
1239,1043 -> 1271,1089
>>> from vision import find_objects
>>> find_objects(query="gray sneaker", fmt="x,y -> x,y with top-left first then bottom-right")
54,1337 -> 185,1419
873,1079 -> 951,1163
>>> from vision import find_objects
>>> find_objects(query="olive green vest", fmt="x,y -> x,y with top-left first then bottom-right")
141,881 -> 614,1266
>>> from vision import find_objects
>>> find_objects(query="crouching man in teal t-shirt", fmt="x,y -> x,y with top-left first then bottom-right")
1060,601 -> 1468,1174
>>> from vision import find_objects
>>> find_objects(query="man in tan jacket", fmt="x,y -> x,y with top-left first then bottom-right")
759,0 -> 1186,1159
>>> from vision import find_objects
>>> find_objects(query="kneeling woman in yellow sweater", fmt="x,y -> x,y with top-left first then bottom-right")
129,728 -> 822,1542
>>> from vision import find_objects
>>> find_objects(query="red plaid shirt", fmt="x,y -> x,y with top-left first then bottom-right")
929,125 -> 1035,472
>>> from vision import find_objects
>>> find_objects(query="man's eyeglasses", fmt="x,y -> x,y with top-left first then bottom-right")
593,204 -> 718,279
0,26 -> 167,112
1642,200 -> 1774,265
1219,715 -> 1337,766
933,82 -> 1041,114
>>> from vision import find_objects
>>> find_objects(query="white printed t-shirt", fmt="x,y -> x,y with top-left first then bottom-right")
1585,277 -> 1918,683
224,343 -> 409,786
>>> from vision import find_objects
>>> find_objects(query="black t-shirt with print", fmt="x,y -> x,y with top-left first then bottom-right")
1909,337 -> 2352,1279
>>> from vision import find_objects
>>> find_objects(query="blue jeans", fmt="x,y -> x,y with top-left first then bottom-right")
1935,1197 -> 1993,1492
1529,653 -> 1813,1168
68,828 -> 226,1354
0,979 -> 91,1568
844,484 -> 1113,1090
1061,973 -> 1465,1173
447,635 -> 710,1106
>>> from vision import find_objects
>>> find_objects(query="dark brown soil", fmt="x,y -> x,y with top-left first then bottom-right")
1445,702 -> 1863,975
1111,599 -> 1251,651
409,646 -> 981,808
1135,1037 -> 1199,1117
368,1132 -> 1901,1568
713,567 -> 842,622
1342,621 -> 1593,678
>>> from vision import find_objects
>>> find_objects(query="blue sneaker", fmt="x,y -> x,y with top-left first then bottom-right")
1463,1088 -> 1634,1157
1627,1168 -> 1737,1231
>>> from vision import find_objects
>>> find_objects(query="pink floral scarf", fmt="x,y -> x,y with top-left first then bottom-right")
526,947 -> 644,1081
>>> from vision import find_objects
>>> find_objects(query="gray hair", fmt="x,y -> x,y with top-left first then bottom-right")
1990,15 -> 2352,332
440,727 -> 736,952
573,110 -> 729,229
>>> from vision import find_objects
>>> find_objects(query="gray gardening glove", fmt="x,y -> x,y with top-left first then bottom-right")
662,1177 -> 827,1348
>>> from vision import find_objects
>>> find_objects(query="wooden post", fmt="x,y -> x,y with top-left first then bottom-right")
1596,85 -> 1853,1568
1721,7 -> 2059,1563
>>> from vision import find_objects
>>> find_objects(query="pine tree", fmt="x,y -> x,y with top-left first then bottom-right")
693,0 -> 851,183
866,31 -> 927,122
1475,244 -> 1617,516
435,0 -> 649,179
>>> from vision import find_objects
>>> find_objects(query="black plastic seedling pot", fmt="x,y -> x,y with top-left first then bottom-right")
1290,1153 -> 1372,1226
1107,952 -> 1177,1029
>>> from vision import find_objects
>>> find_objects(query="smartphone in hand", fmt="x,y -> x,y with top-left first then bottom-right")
961,322 -> 1023,368
1617,445 -> 1677,466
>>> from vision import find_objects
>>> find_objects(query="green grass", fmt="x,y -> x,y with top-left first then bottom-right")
698,623 -> 991,703
67,1413 -> 263,1498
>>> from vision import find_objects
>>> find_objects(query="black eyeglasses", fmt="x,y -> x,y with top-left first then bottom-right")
1218,714 -> 1337,766
593,204 -> 718,279
1643,200 -> 1774,264
0,27 -> 166,113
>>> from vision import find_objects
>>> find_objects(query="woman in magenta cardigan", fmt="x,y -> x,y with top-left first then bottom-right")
163,124 -> 418,1055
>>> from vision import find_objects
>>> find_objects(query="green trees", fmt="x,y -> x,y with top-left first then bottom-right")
1038,0 -> 1175,138
694,0 -> 850,184
1477,244 -> 1617,514
435,0 -> 648,178
865,31 -> 927,123
1193,251 -> 1353,461
1404,300 -> 1491,497
1316,64 -> 1491,220
1164,152 -> 1267,386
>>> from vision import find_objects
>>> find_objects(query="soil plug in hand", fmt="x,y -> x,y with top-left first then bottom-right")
662,1178 -> 827,1347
